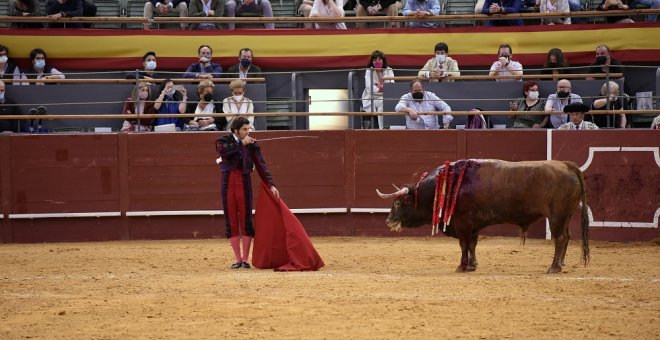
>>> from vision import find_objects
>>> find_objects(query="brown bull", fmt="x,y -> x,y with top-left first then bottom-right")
377,159 -> 590,273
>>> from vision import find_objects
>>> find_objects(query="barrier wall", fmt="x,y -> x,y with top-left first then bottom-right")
0,130 -> 657,243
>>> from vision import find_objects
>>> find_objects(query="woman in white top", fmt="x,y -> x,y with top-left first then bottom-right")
223,79 -> 255,131
310,0 -> 347,29
539,0 -> 571,24
361,50 -> 394,129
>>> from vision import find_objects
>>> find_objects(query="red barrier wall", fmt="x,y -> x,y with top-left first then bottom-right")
0,130 -> 657,243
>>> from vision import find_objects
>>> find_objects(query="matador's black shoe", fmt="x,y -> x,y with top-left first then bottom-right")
241,262 -> 251,269
230,262 -> 242,269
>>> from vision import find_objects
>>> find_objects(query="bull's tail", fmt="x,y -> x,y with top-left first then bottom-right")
569,163 -> 590,266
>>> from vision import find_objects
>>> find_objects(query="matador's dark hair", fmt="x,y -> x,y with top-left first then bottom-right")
230,116 -> 251,133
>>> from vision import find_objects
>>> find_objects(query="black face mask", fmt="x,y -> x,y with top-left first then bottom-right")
596,56 -> 607,64
548,61 -> 558,68
557,91 -> 570,98
412,92 -> 424,100
203,93 -> 214,102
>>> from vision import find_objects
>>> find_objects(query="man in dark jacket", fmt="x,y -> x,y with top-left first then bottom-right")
356,0 -> 401,28
45,0 -> 96,28
215,116 -> 279,269
224,48 -> 263,79
0,80 -> 22,133
143,0 -> 189,30
183,45 -> 223,80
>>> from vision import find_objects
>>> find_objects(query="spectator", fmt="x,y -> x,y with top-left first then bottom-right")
125,51 -> 164,81
539,0 -> 570,24
26,48 -> 65,86
597,0 -> 634,23
0,45 -> 23,83
488,44 -> 523,81
418,42 -> 461,82
185,80 -> 226,131
183,45 -> 223,80
361,50 -> 394,129
402,0 -> 441,28
225,0 -> 275,29
0,80 -> 22,133
481,0 -> 523,26
651,115 -> 660,129
189,0 -> 224,29
586,81 -> 628,128
544,78 -> 583,128
153,79 -> 188,130
121,82 -> 156,132
587,44 -> 624,79
558,103 -> 598,130
510,80 -> 548,128
298,0 -> 314,28
635,0 -> 659,22
143,0 -> 189,30
357,0 -> 401,28
223,79 -> 255,131
541,48 -> 570,77
395,79 -> 453,129
225,48 -> 263,79
466,108 -> 489,129
9,0 -> 44,28
45,0 -> 95,28
310,0 -> 347,29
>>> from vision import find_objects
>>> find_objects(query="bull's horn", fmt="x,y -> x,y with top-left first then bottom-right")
376,187 -> 409,199
392,183 -> 401,191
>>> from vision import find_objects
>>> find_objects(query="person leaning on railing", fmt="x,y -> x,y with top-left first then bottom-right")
361,50 -> 394,129
586,81 -> 629,128
539,0 -> 571,24
418,42 -> 461,83
26,48 -> 65,86
9,0 -> 44,28
188,0 -> 225,30
310,0 -> 347,29
401,0 -> 441,28
154,79 -> 188,130
0,80 -> 22,133
0,45 -> 23,84
356,0 -> 401,28
509,80 -> 548,129
225,0 -> 275,30
597,0 -> 635,23
481,0 -> 524,26
143,0 -> 189,30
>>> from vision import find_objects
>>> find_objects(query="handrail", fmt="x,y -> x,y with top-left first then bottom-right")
1,110 -> 658,120
384,73 -> 625,81
1,10 -> 659,24
1,78 -> 266,84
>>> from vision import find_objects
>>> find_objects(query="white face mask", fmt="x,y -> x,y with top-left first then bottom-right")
435,54 -> 446,64
233,95 -> 244,102
0,92 -> 4,101
145,61 -> 157,71
527,91 -> 539,100
165,89 -> 175,96
0,56 -> 7,64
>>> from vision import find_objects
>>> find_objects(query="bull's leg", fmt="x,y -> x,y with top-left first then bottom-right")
456,238 -> 470,273
548,216 -> 571,274
466,233 -> 479,271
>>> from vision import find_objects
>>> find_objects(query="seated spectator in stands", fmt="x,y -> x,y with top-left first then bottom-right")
9,0 -> 44,28
46,0 -> 96,28
0,45 -> 23,84
544,78 -> 583,128
185,80 -> 226,131
402,0 -> 441,28
361,50 -> 394,130
488,44 -> 523,81
418,42 -> 460,83
143,0 -> 189,30
310,0 -> 347,29
357,0 -> 401,28
586,81 -> 628,128
465,108 -> 489,129
597,0 -> 634,23
539,0 -> 571,24
587,44 -> 624,79
121,82 -> 156,132
153,79 -> 187,130
183,45 -> 223,80
225,0 -> 275,29
510,80 -> 548,128
651,115 -> 660,129
223,79 -> 255,131
298,0 -> 314,28
541,48 -> 570,78
189,0 -> 224,29
481,0 -> 523,26
0,80 -> 22,133
26,48 -> 65,86
395,79 -> 453,129
125,51 -> 163,81
558,103 -> 598,130
635,0 -> 659,22
225,48 -> 263,79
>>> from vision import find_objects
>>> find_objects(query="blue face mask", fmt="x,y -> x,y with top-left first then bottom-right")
145,60 -> 157,71
0,92 -> 4,101
34,59 -> 46,70
435,54 -> 446,64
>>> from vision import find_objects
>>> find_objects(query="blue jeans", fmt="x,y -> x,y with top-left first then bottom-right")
568,0 -> 584,24
635,0 -> 660,21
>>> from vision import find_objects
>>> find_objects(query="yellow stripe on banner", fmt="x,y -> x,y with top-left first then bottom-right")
4,26 -> 660,59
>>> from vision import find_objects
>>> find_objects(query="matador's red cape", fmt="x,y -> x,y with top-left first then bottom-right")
252,182 -> 324,271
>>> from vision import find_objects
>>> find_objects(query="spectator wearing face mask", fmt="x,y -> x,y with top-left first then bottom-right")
121,82 -> 156,132
185,80 -> 226,131
395,79 -> 453,130
586,81 -> 628,128
0,80 -> 22,133
224,48 -> 263,79
544,78 -> 583,128
126,51 -> 162,81
587,44 -> 624,79
183,45 -> 223,80
26,48 -> 65,86
509,80 -> 548,128
361,50 -> 394,129
488,44 -> 523,81
540,48 -> 571,78
0,45 -> 23,83
223,79 -> 255,131
418,42 -> 461,83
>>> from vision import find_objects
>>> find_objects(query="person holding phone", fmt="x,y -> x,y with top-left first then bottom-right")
488,44 -> 523,81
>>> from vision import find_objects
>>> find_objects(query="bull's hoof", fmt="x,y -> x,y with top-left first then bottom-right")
456,264 -> 476,272
465,264 -> 477,272
547,266 -> 563,274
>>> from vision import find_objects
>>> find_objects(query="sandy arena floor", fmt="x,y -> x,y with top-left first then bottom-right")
0,236 -> 658,339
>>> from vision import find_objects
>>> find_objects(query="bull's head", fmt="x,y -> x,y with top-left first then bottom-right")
377,184 -> 432,232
